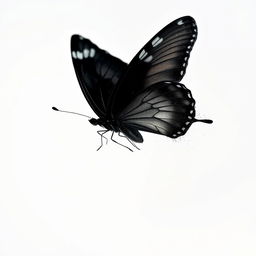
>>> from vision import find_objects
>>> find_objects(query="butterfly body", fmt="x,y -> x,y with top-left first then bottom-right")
89,117 -> 120,132
69,16 -> 212,150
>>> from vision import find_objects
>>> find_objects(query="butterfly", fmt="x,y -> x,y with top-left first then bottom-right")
53,16 -> 212,151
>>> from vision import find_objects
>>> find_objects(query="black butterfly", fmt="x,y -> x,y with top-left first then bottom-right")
53,16 -> 212,151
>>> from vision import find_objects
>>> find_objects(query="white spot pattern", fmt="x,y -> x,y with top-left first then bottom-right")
83,49 -> 89,58
152,36 -> 163,47
144,55 -> 153,63
72,46 -> 96,60
170,81 -> 197,138
72,51 -> 77,59
76,51 -> 83,59
177,20 -> 184,25
90,48 -> 95,58
71,37 -> 97,60
139,49 -> 148,60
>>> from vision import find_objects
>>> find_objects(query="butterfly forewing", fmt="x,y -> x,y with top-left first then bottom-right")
71,35 -> 127,118
143,18 -> 197,85
111,16 -> 198,116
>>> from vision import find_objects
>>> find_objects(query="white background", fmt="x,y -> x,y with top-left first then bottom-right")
1,0 -> 256,255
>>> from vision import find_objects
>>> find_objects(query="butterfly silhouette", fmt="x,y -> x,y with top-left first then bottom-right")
53,16 -> 212,151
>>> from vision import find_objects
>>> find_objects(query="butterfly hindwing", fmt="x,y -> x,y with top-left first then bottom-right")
71,35 -> 128,118
118,81 -> 196,140
111,16 -> 198,115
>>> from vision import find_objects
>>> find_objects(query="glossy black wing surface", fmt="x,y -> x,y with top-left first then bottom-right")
118,81 -> 199,142
71,35 -> 128,118
111,16 -> 198,116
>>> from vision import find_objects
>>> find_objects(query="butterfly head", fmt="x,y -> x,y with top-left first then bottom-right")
89,118 -> 98,126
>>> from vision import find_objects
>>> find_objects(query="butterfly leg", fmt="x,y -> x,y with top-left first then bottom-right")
118,131 -> 140,150
111,131 -> 133,152
97,130 -> 109,151
98,130 -> 109,144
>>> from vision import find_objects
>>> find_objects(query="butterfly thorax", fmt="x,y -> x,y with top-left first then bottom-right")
89,118 -> 120,132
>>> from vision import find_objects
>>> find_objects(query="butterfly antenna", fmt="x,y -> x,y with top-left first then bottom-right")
52,106 -> 92,119
194,118 -> 213,124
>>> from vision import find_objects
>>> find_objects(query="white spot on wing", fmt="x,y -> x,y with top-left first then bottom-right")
177,20 -> 184,25
83,49 -> 89,58
152,36 -> 163,47
76,51 -> 83,59
79,36 -> 84,40
72,51 -> 77,59
180,70 -> 184,76
90,48 -> 95,57
139,49 -> 147,60
152,37 -> 159,45
144,55 -> 153,63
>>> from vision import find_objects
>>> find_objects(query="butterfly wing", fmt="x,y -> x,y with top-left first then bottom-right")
71,35 -> 128,118
118,81 -> 197,142
111,16 -> 198,115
